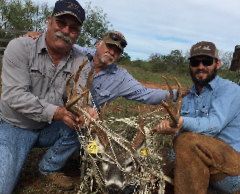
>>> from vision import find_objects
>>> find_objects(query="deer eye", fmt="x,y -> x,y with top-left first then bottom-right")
97,153 -> 102,158
126,161 -> 134,168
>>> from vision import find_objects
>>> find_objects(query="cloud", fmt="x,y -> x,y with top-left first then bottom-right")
33,0 -> 240,60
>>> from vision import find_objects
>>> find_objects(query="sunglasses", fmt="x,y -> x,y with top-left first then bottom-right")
54,18 -> 80,34
106,33 -> 127,48
190,58 -> 216,67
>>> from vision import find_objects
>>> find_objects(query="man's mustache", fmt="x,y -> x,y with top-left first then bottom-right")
195,69 -> 208,74
54,31 -> 72,45
102,53 -> 114,61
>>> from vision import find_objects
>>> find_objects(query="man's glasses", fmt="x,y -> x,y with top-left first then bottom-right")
190,58 -> 216,67
106,33 -> 127,48
54,18 -> 80,34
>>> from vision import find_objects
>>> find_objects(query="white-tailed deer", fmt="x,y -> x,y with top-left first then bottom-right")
65,61 -> 182,194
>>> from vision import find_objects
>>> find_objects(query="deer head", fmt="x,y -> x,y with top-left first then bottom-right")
90,77 -> 182,194
65,63 -> 181,194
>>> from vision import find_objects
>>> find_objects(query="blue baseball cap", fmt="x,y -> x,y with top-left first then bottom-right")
52,0 -> 85,25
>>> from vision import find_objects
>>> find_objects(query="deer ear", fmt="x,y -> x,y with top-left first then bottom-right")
93,102 -> 109,148
131,108 -> 146,150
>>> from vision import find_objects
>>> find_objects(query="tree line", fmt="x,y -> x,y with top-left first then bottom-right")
0,0 -> 111,48
0,0 -> 234,74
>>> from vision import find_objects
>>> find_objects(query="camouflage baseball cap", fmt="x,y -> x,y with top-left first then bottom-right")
102,30 -> 127,52
189,41 -> 218,59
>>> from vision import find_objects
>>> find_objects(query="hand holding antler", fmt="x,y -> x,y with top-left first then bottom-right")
64,58 -> 97,130
153,76 -> 183,135
53,106 -> 81,129
155,117 -> 184,135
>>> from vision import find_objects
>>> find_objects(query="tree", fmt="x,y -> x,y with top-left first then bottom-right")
218,50 -> 233,71
148,53 -> 163,63
77,2 -> 112,48
117,52 -> 131,65
0,0 -> 51,31
163,50 -> 186,69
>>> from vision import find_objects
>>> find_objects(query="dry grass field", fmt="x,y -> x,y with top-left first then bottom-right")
0,61 -> 237,193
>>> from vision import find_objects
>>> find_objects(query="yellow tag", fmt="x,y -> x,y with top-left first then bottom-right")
141,148 -> 147,156
87,139 -> 98,154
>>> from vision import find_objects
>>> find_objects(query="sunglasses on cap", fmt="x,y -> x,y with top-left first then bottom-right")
106,33 -> 127,48
189,58 -> 217,67
54,17 -> 80,34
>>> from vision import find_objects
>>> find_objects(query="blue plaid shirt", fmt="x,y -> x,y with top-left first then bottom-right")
74,45 -> 178,109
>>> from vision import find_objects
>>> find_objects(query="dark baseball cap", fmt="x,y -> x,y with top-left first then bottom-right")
52,0 -> 85,25
189,41 -> 218,59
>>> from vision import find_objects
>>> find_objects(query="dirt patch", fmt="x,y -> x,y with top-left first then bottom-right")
138,80 -> 187,90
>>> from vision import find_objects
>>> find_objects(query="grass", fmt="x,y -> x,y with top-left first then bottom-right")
122,65 -> 194,87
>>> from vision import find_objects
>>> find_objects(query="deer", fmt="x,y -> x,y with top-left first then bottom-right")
64,59 -> 182,194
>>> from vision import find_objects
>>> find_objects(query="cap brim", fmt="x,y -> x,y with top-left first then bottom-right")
53,11 -> 83,25
102,36 -> 123,51
188,53 -> 216,60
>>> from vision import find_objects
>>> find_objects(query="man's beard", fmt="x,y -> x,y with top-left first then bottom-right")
190,66 -> 218,87
54,31 -> 72,46
100,53 -> 114,66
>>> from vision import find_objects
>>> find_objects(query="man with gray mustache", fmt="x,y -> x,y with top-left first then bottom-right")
0,0 -> 96,193
73,30 -> 183,110
25,29 -> 189,111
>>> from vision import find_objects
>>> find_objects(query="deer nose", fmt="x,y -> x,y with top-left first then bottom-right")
107,184 -> 122,194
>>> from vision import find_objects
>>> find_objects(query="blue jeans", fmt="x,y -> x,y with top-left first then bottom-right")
209,176 -> 240,193
0,119 -> 80,194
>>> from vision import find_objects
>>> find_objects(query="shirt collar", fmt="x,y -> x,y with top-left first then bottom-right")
190,75 -> 220,94
36,32 -> 47,54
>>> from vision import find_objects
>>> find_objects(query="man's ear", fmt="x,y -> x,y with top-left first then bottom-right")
216,59 -> 221,70
96,41 -> 100,49
47,16 -> 51,27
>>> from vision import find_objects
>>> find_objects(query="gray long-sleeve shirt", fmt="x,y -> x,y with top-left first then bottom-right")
0,32 -> 90,130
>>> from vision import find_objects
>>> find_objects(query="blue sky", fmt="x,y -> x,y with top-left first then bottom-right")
33,0 -> 240,61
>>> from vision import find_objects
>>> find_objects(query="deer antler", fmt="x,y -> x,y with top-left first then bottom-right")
65,60 -> 109,148
65,59 -> 94,117
132,77 -> 182,149
161,76 -> 182,127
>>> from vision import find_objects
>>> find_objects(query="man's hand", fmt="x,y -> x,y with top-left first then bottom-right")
155,117 -> 184,135
21,30 -> 43,39
77,107 -> 99,131
53,107 -> 82,130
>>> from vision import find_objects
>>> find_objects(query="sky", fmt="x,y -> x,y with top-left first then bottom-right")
33,0 -> 240,61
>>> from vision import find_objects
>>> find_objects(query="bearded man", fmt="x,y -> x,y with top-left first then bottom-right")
156,41 -> 240,194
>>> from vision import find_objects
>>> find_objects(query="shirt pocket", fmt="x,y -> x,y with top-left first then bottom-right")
200,106 -> 209,117
94,87 -> 110,97
30,67 -> 43,83
30,67 -> 46,95
181,101 -> 190,116
30,66 -> 53,98
181,109 -> 190,116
